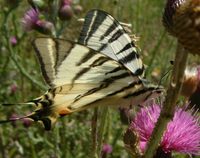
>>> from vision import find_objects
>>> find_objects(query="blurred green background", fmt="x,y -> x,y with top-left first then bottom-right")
0,0 -> 199,157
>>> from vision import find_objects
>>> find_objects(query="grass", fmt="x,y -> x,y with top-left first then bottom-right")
0,0 -> 199,158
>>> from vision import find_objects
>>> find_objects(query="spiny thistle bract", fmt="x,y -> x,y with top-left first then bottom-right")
163,0 -> 200,55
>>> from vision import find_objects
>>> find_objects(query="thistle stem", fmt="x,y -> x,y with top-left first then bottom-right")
144,42 -> 188,158
91,108 -> 99,158
97,107 -> 108,157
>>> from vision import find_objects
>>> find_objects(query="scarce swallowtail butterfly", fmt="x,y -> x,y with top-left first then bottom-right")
1,9 -> 163,130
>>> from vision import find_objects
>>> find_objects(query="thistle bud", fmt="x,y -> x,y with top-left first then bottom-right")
123,128 -> 142,157
22,118 -> 32,128
35,20 -> 54,35
9,83 -> 18,94
9,114 -> 18,127
101,144 -> 112,158
181,66 -> 199,98
163,0 -> 200,55
188,66 -> 200,110
10,36 -> 17,46
73,5 -> 83,15
58,4 -> 74,21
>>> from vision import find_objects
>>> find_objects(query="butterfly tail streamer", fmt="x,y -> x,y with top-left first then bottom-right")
1,102 -> 36,106
0,94 -> 60,130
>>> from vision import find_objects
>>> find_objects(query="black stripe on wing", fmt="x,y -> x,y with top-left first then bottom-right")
81,10 -> 107,45
33,41 -> 52,86
33,38 -> 76,87
78,9 -> 144,77
73,70 -> 131,103
71,55 -> 110,86
75,79 -> 143,107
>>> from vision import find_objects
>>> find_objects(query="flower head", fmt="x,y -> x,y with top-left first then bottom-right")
73,5 -> 83,15
102,144 -> 112,154
9,114 -> 18,127
180,65 -> 200,110
101,144 -> 112,158
21,8 -> 54,34
181,66 -> 199,98
22,118 -> 32,128
58,3 -> 74,21
130,104 -> 200,155
21,8 -> 39,31
163,0 -> 200,55
10,36 -> 17,46
9,83 -> 18,94
35,20 -> 54,34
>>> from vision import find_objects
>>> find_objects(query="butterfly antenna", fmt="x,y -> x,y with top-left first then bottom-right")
157,65 -> 173,87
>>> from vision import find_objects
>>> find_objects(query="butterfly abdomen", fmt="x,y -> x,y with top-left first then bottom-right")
28,90 -> 70,130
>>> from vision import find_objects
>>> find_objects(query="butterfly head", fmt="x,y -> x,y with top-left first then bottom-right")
139,79 -> 165,105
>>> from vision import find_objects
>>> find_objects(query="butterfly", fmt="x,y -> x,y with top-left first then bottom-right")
1,9 -> 163,130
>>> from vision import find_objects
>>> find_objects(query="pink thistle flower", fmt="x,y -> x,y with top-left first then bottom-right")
9,114 -> 18,127
22,118 -> 32,128
130,104 -> 200,155
10,36 -> 17,46
10,83 -> 18,94
101,144 -> 112,158
21,8 -> 39,31
21,8 -> 54,34
102,144 -> 112,154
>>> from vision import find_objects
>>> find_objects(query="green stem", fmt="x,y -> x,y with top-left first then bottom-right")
146,31 -> 166,76
9,53 -> 47,91
2,9 -> 47,91
91,108 -> 98,158
60,120 -> 67,158
97,107 -> 108,158
144,42 -> 188,158
0,129 -> 6,158
28,133 -> 37,158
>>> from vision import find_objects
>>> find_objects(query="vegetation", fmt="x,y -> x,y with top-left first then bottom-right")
0,0 -> 199,157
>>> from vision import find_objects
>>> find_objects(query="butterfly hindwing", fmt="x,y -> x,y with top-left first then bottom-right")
78,9 -> 144,77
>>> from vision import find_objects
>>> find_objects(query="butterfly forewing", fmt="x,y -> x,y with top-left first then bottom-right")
78,9 -> 144,77
33,38 -> 149,110
33,38 -> 75,87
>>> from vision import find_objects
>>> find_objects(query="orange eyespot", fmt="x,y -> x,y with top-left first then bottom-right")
58,108 -> 72,117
